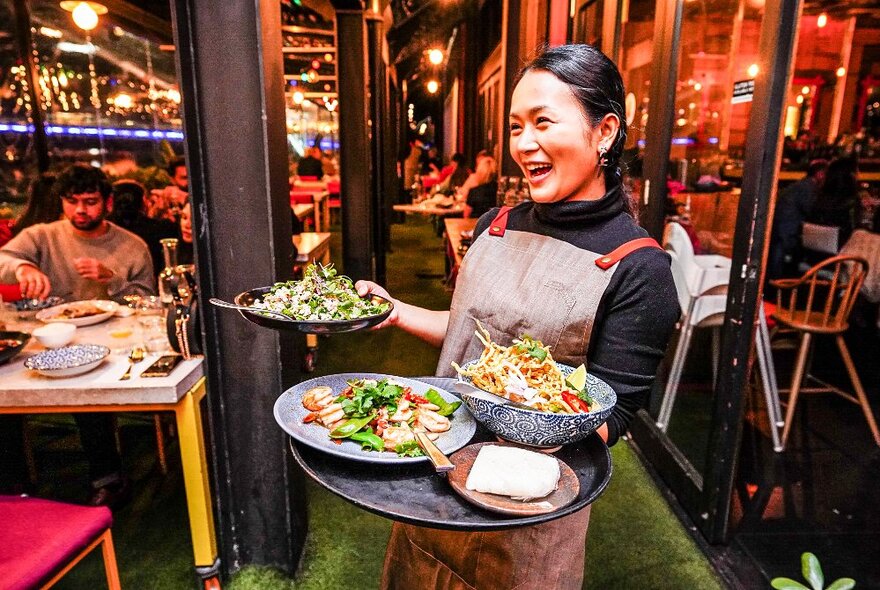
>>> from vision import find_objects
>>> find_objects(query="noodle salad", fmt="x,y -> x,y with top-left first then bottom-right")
452,323 -> 594,414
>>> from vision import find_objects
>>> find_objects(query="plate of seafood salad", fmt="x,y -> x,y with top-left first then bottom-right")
255,263 -> 389,321
234,263 -> 394,333
274,373 -> 477,464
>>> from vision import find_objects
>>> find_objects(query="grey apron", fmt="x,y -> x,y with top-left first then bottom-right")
382,206 -> 660,590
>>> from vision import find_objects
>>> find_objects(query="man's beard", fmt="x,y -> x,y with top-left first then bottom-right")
71,217 -> 103,231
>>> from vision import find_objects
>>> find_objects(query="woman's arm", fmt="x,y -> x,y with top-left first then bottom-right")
356,281 -> 449,347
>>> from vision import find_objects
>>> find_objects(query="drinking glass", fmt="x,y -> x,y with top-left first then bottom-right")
137,296 -> 169,353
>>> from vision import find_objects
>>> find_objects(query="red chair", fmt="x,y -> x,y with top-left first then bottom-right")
0,495 -> 120,590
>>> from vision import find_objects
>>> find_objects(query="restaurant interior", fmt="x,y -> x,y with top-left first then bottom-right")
1,0 -> 879,588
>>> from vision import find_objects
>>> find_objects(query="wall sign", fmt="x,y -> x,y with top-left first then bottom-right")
732,79 -> 755,104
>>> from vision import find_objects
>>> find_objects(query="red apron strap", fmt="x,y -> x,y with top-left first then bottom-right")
595,237 -> 663,269
488,206 -> 514,237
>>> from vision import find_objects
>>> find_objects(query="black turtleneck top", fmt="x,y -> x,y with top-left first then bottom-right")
473,188 -> 680,446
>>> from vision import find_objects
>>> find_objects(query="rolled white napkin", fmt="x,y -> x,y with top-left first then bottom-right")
465,445 -> 561,501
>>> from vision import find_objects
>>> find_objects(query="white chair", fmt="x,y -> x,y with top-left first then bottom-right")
801,222 -> 840,255
657,223 -> 784,451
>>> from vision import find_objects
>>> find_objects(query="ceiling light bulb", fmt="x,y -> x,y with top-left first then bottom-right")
426,79 -> 439,94
747,63 -> 759,78
72,2 -> 99,30
428,49 -> 444,65
817,13 -> 827,27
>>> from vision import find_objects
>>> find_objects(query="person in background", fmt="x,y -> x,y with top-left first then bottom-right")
462,154 -> 498,219
402,139 -> 423,197
359,44 -> 678,589
178,201 -> 194,266
455,149 -> 492,203
0,163 -> 156,507
767,159 -> 828,280
109,179 -> 178,279
807,156 -> 859,245
0,173 -> 60,248
297,146 -> 325,179
147,156 -> 189,222
421,146 -> 442,175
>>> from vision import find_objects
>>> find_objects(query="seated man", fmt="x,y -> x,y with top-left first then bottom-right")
296,146 -> 325,179
0,163 -> 155,507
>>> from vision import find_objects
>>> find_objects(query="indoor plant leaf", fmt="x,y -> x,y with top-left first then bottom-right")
802,552 -> 824,590
825,579 -> 856,590
771,578 -> 811,590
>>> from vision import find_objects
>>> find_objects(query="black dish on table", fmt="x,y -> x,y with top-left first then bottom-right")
0,331 -> 31,365
233,287 -> 393,334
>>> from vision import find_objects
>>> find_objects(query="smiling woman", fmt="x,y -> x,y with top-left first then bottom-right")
356,44 -> 680,590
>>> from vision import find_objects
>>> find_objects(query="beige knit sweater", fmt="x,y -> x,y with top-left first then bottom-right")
0,220 -> 156,301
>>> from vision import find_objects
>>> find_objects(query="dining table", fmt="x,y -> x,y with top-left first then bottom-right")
0,311 -> 220,586
287,377 -> 612,531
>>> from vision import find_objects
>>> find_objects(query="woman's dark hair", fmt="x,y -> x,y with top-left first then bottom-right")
819,156 -> 858,207
514,44 -> 633,215
109,179 -> 146,226
13,172 -> 60,236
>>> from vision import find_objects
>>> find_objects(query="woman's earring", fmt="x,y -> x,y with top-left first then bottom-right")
598,145 -> 609,168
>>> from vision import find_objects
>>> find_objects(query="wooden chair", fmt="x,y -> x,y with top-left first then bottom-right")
771,254 -> 880,449
0,495 -> 121,590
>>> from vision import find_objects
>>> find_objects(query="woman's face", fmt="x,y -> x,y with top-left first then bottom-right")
180,203 -> 192,243
509,70 -> 608,203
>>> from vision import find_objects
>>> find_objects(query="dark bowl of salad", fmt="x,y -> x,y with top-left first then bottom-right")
231,264 -> 393,334
0,331 -> 31,365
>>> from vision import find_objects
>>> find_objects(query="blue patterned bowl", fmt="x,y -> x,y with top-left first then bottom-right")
24,344 -> 110,378
457,361 -> 617,448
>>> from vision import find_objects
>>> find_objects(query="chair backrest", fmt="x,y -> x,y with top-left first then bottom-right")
802,222 -> 840,255
667,251 -> 691,317
775,255 -> 868,331
663,222 -> 696,267
664,221 -> 718,296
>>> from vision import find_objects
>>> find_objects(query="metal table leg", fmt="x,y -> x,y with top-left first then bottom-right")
173,378 -> 220,587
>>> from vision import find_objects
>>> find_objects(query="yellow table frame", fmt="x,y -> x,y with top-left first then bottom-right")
0,377 -> 219,586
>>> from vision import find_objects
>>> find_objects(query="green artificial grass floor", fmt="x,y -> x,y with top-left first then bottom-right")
44,217 -> 723,589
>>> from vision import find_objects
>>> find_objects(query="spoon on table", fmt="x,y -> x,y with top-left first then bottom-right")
119,346 -> 145,381
208,298 -> 292,321
415,431 -> 455,473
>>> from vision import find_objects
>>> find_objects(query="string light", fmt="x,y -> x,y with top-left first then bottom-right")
817,12 -> 827,28
426,79 -> 439,94
747,63 -> 759,78
836,67 -> 846,78
428,49 -> 444,65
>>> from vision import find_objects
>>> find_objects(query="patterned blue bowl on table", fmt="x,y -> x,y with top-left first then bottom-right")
457,360 -> 617,448
24,344 -> 110,378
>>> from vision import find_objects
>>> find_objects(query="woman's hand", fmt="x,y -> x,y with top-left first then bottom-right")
355,280 -> 450,347
355,280 -> 399,330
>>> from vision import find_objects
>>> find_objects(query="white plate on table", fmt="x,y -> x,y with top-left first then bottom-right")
35,300 -> 118,327
24,344 -> 110,377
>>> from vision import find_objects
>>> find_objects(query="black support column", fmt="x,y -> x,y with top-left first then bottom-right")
171,0 -> 305,577
367,13 -> 388,284
333,0 -> 376,281
500,0 -> 523,177
639,0 -> 682,239
704,0 -> 802,543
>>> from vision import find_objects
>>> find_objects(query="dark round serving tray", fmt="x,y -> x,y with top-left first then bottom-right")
287,378 -> 612,531
233,286 -> 393,334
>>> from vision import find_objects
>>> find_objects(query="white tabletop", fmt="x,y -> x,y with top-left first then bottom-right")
0,312 -> 204,408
